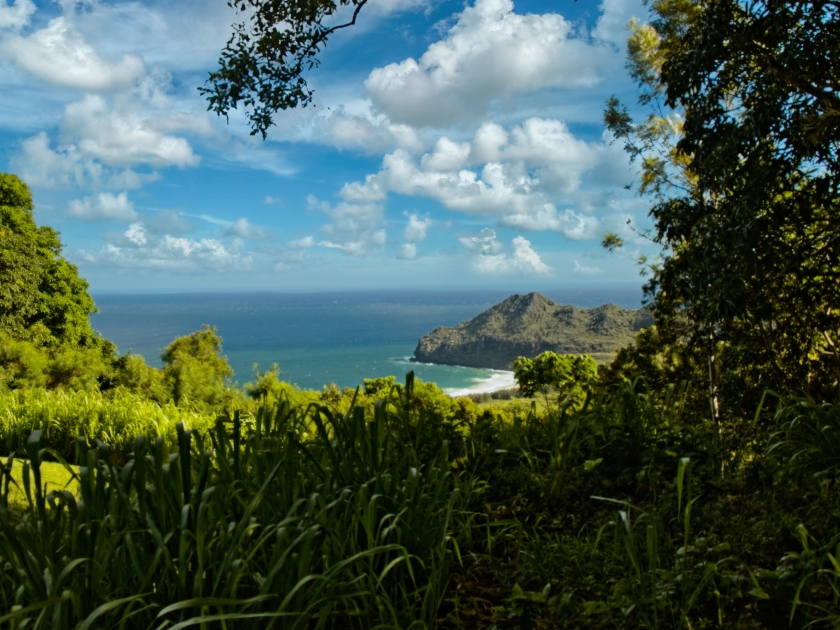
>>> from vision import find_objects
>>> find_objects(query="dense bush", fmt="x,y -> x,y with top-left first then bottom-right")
0,179 -> 243,412
0,173 -> 101,350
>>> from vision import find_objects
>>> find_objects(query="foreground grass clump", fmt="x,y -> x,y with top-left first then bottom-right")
455,385 -> 840,629
0,373 -> 474,629
0,388 -> 216,462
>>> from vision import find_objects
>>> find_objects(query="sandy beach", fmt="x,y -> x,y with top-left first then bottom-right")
444,370 -> 517,398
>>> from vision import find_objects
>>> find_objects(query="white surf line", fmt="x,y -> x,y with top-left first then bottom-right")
444,370 -> 517,398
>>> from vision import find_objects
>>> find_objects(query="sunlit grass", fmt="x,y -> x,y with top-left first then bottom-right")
4,458 -> 78,509
0,388 -> 217,462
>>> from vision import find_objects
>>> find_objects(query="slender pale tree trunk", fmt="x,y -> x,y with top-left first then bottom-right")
708,326 -> 722,476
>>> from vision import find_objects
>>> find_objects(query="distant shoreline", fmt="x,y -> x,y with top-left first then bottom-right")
408,356 -> 516,397
443,370 -> 517,398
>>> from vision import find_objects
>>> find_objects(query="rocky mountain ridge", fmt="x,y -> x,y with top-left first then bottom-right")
413,292 -> 652,370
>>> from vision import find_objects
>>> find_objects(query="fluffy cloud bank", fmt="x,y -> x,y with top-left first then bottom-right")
0,0 -> 34,31
11,77 -> 203,190
2,2 -> 234,194
305,195 -> 387,257
404,213 -> 432,243
1,17 -> 145,91
365,0 -> 617,126
68,191 -> 137,222
335,118 -> 625,240
81,222 -> 251,271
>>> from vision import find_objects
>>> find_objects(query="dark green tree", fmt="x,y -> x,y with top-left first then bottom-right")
606,1 -> 840,410
651,0 -> 840,401
0,173 -> 118,390
514,352 -> 598,408
0,173 -> 103,350
161,325 -> 235,409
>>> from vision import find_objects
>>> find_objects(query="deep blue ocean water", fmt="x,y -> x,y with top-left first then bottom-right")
91,288 -> 643,392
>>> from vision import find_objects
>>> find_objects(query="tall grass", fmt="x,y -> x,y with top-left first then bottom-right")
0,388 -> 216,462
462,381 -> 840,628
0,373 -> 476,629
768,394 -> 840,480
3,376 -> 840,628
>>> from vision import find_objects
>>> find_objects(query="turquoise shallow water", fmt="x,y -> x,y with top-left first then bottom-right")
90,289 -> 643,392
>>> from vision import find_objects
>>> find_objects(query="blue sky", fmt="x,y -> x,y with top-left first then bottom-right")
0,0 -> 658,292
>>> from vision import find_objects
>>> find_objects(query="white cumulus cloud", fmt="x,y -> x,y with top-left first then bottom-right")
364,0 -> 614,126
1,17 -> 145,91
0,0 -> 34,31
332,117 -> 619,241
592,0 -> 647,46
318,109 -> 424,154
403,212 -> 432,243
11,89 -> 202,190
12,132 -> 101,188
510,236 -> 552,273
309,195 -> 387,257
68,191 -> 137,222
82,223 -> 252,271
62,95 -> 199,169
461,230 -> 551,274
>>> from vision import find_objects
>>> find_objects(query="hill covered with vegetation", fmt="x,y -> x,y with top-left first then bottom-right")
413,292 -> 653,369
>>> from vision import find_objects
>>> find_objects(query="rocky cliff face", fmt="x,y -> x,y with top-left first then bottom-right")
413,292 -> 652,370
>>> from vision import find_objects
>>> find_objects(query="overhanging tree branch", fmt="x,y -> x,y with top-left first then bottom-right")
201,0 -> 369,139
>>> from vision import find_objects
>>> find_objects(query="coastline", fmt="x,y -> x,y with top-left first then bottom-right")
407,356 -> 516,397
443,369 -> 517,398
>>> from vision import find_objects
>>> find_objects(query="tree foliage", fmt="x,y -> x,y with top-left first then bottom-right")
653,0 -> 840,400
0,173 -> 101,349
0,173 -> 118,392
160,325 -> 236,410
605,1 -> 840,412
0,179 -> 240,408
202,0 -> 368,138
513,352 -> 598,404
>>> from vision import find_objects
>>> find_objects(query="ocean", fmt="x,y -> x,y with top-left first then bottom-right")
91,287 -> 644,394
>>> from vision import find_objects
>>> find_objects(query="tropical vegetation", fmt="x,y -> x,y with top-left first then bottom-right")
0,0 -> 837,627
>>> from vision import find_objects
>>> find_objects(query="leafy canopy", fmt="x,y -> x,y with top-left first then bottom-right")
0,176 -> 240,407
604,0 -> 840,408
513,352 -> 598,402
0,173 -> 100,349
160,325 -> 236,410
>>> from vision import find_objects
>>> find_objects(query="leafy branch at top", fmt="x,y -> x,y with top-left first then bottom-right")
600,18 -> 697,278
201,0 -> 369,138
605,19 -> 698,205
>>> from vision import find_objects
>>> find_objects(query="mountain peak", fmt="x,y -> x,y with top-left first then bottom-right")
414,293 -> 650,370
